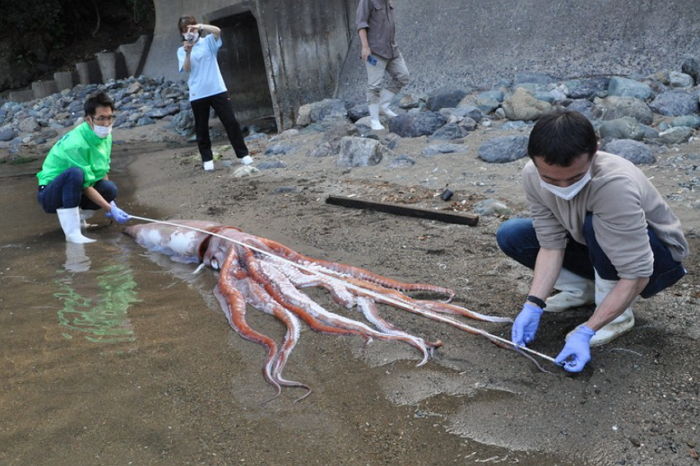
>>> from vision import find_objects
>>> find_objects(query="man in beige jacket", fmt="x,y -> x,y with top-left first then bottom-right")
356,0 -> 409,130
496,111 -> 689,372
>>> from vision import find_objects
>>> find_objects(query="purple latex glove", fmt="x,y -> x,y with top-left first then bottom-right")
105,201 -> 130,224
511,302 -> 543,347
555,325 -> 595,372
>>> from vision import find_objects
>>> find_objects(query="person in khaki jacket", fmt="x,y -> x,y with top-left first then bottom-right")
356,0 -> 409,130
496,111 -> 688,372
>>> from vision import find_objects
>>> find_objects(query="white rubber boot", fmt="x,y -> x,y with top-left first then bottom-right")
589,271 -> 635,346
57,207 -> 96,244
379,90 -> 398,117
64,242 -> 91,273
544,268 -> 595,312
79,208 -> 97,229
368,104 -> 385,130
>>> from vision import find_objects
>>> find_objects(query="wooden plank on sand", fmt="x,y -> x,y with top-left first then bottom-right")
325,195 -> 479,226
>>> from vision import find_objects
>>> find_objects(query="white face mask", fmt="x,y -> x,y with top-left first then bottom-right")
539,170 -> 592,200
184,31 -> 199,43
93,124 -> 112,139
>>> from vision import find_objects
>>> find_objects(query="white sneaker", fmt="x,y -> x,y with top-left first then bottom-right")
368,104 -> 385,131
590,309 -> 635,346
203,160 -> 214,171
379,90 -> 398,117
240,155 -> 254,165
588,271 -> 635,346
545,269 -> 595,312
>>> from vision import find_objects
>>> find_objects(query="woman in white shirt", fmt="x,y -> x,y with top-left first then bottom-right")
177,15 -> 252,171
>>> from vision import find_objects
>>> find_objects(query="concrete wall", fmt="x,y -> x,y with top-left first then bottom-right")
143,0 -> 700,128
143,0 -> 355,129
337,0 -> 700,103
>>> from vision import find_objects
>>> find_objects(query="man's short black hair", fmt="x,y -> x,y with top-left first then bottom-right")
84,92 -> 114,117
528,111 -> 598,166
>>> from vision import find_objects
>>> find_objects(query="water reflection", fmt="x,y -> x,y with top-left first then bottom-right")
54,261 -> 141,343
64,242 -> 91,272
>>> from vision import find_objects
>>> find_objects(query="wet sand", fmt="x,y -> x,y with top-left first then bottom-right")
1,121 -> 698,465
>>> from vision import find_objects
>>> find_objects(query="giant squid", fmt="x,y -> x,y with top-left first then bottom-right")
125,220 -> 512,400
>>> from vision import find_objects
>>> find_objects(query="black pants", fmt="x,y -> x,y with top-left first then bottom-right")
190,91 -> 249,162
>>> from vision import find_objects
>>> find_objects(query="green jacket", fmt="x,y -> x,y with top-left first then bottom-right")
37,122 -> 112,188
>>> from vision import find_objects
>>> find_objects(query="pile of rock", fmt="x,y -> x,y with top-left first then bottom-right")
293,58 -> 700,167
0,75 -> 191,157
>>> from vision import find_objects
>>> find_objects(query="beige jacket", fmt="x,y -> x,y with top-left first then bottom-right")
523,151 -> 689,279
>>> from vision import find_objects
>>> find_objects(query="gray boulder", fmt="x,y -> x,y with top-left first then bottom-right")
562,77 -> 610,99
422,143 -> 466,156
640,125 -> 659,141
296,99 -> 347,126
347,103 -> 369,122
593,96 -> 653,125
602,139 -> 655,164
649,91 -> 699,116
502,88 -> 552,121
452,105 -> 484,122
477,135 -> 528,163
598,117 -> 644,141
171,110 -> 194,137
398,94 -> 421,109
566,100 -> 596,120
426,87 -> 469,111
257,160 -> 287,170
669,72 -> 694,88
671,115 -> 700,129
429,123 -> 470,141
681,57 -> 699,85
265,143 -> 294,155
471,90 -> 504,114
0,125 -> 16,142
607,77 -> 653,100
337,136 -> 384,167
387,111 -> 446,137
18,117 -> 39,133
389,154 -> 416,168
657,126 -> 694,145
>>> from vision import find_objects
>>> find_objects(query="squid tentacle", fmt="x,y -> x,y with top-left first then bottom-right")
259,238 -> 456,301
216,248 -> 282,400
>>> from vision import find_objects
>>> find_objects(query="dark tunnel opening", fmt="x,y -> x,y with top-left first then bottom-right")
211,11 -> 276,132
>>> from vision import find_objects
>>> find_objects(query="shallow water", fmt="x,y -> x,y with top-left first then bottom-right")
0,150 -> 563,465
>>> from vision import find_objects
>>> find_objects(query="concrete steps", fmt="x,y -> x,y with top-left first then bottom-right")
6,34 -> 152,103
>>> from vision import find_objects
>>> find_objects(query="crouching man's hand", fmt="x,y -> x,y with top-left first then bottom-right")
555,325 -> 595,372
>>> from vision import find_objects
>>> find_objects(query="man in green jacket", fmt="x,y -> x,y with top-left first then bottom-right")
37,92 -> 130,243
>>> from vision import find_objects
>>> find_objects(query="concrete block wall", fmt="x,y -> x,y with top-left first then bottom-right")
337,0 -> 700,103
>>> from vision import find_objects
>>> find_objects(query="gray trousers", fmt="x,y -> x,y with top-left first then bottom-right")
365,51 -> 410,104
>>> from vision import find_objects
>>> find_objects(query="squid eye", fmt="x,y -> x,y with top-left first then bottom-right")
211,259 -> 219,270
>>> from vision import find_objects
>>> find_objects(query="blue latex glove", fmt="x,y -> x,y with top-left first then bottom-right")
511,302 -> 543,347
555,325 -> 595,373
105,201 -> 130,224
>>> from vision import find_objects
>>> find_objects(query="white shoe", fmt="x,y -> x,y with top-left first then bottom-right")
79,209 -> 97,229
589,271 -> 635,346
379,90 -> 398,117
57,207 -> 96,244
589,309 -> 635,346
545,268 -> 595,312
240,155 -> 254,165
368,104 -> 385,130
203,160 -> 215,171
